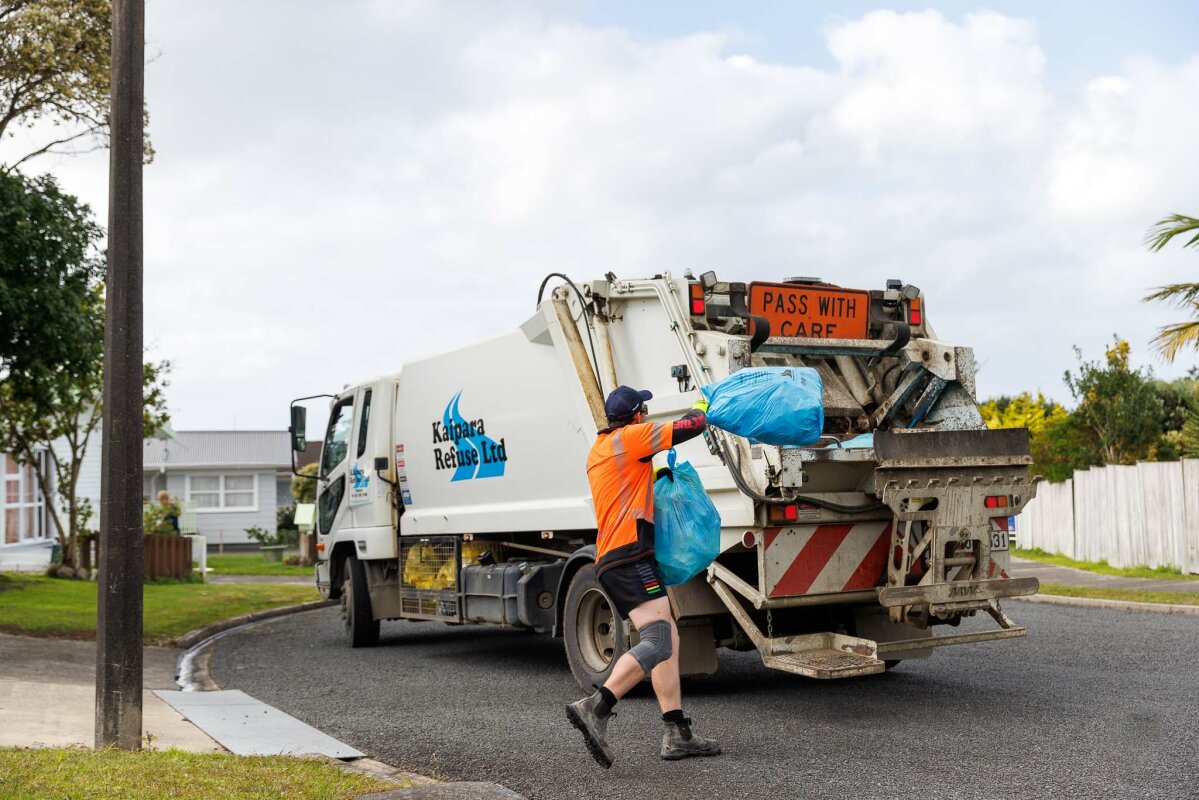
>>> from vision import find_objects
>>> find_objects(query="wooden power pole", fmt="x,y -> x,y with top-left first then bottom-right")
96,0 -> 145,750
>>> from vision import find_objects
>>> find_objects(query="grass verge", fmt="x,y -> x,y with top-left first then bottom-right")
0,748 -> 403,800
0,574 -> 320,645
206,552 -> 312,577
1012,547 -> 1199,581
1037,583 -> 1199,606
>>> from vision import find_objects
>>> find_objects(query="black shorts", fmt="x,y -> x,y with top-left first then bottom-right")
598,557 -> 667,619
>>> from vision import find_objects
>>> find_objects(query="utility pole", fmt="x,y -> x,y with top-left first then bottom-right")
96,0 -> 145,750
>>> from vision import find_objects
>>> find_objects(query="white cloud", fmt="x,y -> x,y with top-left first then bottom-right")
14,4 -> 1199,428
826,10 -> 1051,162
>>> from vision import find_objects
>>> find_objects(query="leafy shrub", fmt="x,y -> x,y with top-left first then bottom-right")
244,525 -> 298,548
143,497 -> 181,535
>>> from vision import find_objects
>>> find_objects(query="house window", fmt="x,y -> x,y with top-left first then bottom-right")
2,452 -> 47,544
187,474 -> 258,512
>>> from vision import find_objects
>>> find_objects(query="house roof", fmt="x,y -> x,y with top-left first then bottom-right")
143,431 -> 292,470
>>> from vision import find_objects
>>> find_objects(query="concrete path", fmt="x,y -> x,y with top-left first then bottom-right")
1008,555 -> 1199,593
0,633 -> 220,752
206,574 -> 311,586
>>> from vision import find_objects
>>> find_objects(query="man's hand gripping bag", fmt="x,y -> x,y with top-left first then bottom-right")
653,449 -> 722,587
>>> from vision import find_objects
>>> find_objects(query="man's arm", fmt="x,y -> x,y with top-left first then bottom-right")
630,399 -> 709,462
669,399 -> 709,447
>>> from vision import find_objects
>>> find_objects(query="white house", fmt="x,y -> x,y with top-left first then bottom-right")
1,429 -> 297,559
142,431 -> 294,547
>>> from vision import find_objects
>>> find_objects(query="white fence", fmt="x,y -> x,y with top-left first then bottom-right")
1016,459 -> 1199,574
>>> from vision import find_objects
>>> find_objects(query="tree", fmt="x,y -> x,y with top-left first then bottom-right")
0,169 -> 101,406
0,171 -> 170,572
1064,338 -> 1163,466
291,461 -> 319,504
0,0 -> 152,171
1143,213 -> 1199,362
979,392 -> 1068,436
980,392 -> 1079,481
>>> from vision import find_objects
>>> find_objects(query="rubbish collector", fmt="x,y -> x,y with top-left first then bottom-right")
567,385 -> 722,768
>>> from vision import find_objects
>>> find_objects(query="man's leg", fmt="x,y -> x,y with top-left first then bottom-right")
565,596 -> 675,769
626,597 -> 679,711
628,598 -> 720,761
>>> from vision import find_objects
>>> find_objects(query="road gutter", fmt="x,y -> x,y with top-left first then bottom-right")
175,602 -> 523,797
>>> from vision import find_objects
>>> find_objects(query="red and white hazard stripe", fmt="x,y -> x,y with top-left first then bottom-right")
763,523 -> 891,598
987,516 -> 1011,580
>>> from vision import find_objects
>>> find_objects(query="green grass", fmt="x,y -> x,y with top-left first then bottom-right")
0,574 -> 320,645
1038,583 -> 1199,606
1013,547 -> 1199,581
206,552 -> 312,577
0,748 -> 406,799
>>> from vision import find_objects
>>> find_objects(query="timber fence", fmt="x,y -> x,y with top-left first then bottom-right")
1017,459 -> 1199,574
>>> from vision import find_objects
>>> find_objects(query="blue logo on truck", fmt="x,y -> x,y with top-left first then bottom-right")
431,391 -> 507,481
351,463 -> 369,490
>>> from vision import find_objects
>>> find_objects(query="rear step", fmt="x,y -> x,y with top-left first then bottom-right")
763,635 -> 884,679
707,573 -> 884,678
707,562 -> 1032,679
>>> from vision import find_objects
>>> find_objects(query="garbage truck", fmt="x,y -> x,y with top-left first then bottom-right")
289,272 -> 1040,689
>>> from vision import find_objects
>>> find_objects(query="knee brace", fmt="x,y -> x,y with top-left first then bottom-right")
629,619 -> 673,674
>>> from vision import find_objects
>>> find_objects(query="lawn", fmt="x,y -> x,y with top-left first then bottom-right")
0,574 -> 320,645
0,748 -> 405,800
1013,547 -> 1199,581
1037,583 -> 1199,606
206,552 -> 312,577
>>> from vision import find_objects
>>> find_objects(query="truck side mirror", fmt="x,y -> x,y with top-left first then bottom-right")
289,406 -> 307,452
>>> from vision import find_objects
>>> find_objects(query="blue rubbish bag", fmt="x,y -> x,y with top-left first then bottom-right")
653,449 -> 722,587
700,367 -> 824,446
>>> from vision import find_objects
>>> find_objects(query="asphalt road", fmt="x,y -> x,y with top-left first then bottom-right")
210,603 -> 1199,800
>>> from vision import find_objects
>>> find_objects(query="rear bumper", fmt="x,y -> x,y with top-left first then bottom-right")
878,576 -> 1039,610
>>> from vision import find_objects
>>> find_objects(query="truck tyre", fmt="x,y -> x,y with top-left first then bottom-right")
341,554 -> 379,648
563,564 -> 628,690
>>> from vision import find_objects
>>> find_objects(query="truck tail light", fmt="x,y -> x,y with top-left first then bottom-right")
984,495 -> 1009,509
767,504 -> 799,524
689,283 -> 705,315
908,297 -> 922,326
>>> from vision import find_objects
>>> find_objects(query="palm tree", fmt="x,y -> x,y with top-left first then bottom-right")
1144,214 -> 1199,361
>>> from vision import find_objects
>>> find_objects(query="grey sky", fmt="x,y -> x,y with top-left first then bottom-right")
12,2 -> 1199,429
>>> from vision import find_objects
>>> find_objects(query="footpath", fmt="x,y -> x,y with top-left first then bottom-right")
0,583 -> 525,799
0,633 -> 218,752
1007,556 -> 1199,593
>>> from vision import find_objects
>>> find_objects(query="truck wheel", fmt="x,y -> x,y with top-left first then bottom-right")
563,564 -> 627,690
341,554 -> 379,648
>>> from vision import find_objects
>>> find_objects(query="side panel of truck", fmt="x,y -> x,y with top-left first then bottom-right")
395,329 -> 595,536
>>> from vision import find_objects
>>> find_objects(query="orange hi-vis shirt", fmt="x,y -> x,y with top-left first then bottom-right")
587,421 -> 674,574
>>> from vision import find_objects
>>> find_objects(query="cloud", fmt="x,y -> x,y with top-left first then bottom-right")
16,4 -> 1199,428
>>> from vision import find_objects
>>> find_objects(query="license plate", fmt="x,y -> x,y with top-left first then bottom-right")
748,282 -> 870,339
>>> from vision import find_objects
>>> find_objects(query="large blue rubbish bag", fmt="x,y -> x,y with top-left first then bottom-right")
701,367 -> 824,446
653,449 -> 722,587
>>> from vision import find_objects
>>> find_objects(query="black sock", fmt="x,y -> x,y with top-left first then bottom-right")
662,709 -> 686,725
595,685 -> 617,716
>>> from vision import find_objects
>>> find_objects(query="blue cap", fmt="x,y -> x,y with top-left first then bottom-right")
604,385 -> 653,421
